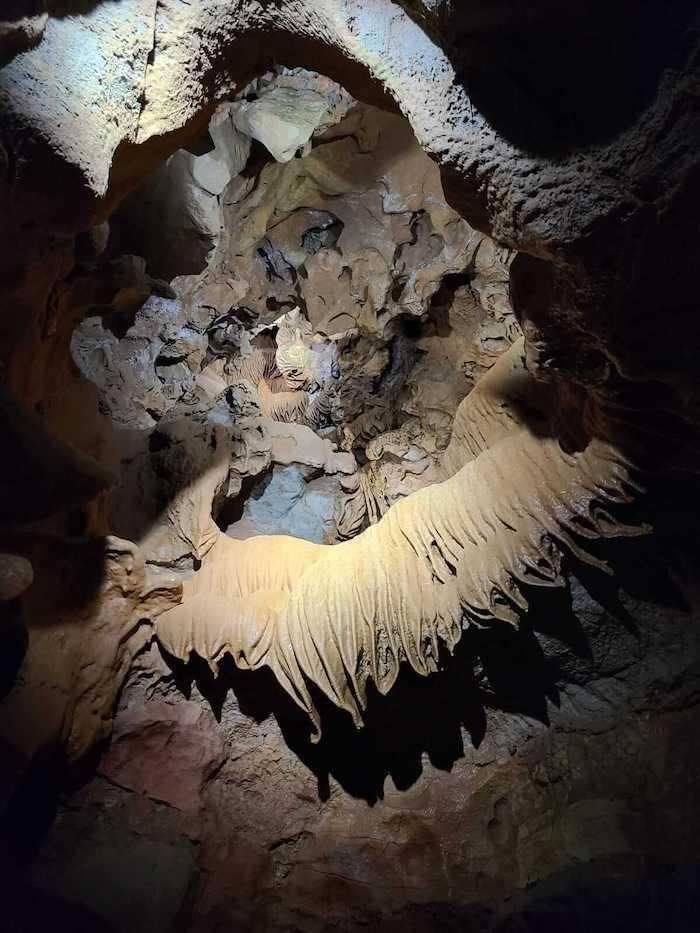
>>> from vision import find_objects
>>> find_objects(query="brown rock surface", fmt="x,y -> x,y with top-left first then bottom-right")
22,539 -> 700,931
99,699 -> 225,812
0,4 -> 699,931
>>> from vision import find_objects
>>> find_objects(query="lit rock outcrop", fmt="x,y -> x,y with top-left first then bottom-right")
2,0 -> 696,402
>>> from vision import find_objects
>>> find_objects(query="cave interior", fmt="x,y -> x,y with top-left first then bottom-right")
1,2 -> 700,931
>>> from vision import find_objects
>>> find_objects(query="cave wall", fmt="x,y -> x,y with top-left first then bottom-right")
2,0 -> 699,397
1,2 -> 700,931
14,531 -> 700,932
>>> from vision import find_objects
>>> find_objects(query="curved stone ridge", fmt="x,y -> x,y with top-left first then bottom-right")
2,1 -> 697,410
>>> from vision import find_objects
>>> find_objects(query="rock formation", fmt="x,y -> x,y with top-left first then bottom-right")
155,340 -> 647,734
1,2 -> 699,930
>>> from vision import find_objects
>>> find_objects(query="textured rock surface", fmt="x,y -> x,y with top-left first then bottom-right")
98,699 -> 225,812
1,0 -> 697,402
0,3 -> 699,931
229,466 -> 344,544
63,96 -> 519,575
231,85 -> 329,163
17,527 -> 700,931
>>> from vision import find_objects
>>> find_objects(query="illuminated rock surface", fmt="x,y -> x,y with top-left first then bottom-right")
1,2 -> 699,930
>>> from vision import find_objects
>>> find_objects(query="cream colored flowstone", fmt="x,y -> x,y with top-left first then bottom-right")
156,341 -> 647,736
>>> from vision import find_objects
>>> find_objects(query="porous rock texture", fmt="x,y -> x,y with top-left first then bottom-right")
64,97 -> 517,573
1,1 -> 700,930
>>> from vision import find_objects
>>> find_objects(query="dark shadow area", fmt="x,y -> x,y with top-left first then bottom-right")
443,0 -> 699,154
493,858 -> 700,933
0,718 -> 111,887
0,390 -> 114,527
0,601 -> 29,699
0,881 -> 116,933
0,533 -> 109,621
0,744 -> 69,870
377,858 -> 700,932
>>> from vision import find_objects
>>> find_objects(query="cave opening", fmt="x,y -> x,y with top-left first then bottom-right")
68,67 -> 521,569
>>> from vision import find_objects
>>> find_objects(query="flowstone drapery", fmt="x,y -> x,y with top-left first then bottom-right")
156,341 -> 647,734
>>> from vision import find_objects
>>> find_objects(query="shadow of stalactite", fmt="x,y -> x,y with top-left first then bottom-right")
161,589 -> 588,805
161,579 -> 592,804
164,630 -> 547,805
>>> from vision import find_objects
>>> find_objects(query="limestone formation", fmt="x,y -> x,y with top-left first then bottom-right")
0,3 -> 699,929
230,85 -> 329,163
59,98 -> 518,576
155,341 -> 647,734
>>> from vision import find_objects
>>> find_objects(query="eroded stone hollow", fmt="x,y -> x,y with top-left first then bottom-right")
1,4 -> 700,931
